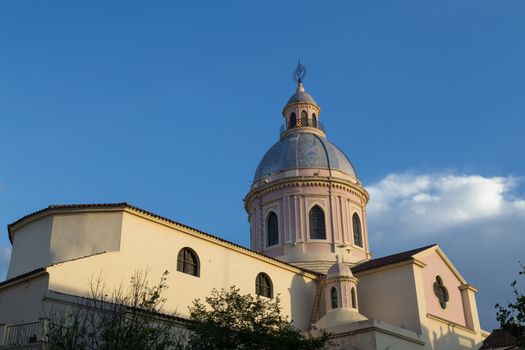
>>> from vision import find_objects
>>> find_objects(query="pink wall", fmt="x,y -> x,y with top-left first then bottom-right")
248,178 -> 370,265
420,252 -> 466,327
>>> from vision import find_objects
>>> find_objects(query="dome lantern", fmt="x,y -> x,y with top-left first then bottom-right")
281,63 -> 323,138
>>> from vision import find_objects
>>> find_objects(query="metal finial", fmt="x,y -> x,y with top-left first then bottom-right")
293,60 -> 307,83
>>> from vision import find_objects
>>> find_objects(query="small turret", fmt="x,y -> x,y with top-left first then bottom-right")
317,256 -> 367,329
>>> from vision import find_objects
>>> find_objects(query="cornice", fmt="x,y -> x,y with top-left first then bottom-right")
123,208 -> 320,279
8,205 -> 127,243
353,258 -> 427,278
459,283 -> 478,293
282,102 -> 321,116
328,321 -> 425,345
0,268 -> 48,290
7,203 -> 322,280
426,313 -> 476,334
244,176 -> 369,210
280,127 -> 325,139
322,275 -> 359,285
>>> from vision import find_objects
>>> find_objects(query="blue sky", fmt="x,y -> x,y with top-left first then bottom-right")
1,1 -> 524,331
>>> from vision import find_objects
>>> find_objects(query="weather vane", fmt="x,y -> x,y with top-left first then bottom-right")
293,59 -> 307,83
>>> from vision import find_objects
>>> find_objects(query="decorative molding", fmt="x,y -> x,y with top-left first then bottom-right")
354,258 -> 427,278
426,313 -> 475,334
414,246 -> 467,285
459,283 -> 478,293
245,177 -> 368,209
328,323 -> 425,345
322,276 -> 359,285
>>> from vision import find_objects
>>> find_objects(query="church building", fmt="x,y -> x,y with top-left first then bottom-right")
0,67 -> 488,349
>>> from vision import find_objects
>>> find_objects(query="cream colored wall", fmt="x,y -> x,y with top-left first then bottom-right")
4,209 -> 485,349
7,217 -> 53,278
119,212 -> 317,330
44,210 -> 319,330
318,319 -> 425,350
0,274 -> 49,328
355,258 -> 483,349
422,316 -> 482,350
357,263 -> 422,334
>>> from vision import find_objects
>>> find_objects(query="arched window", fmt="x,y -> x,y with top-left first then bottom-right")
309,205 -> 326,239
331,287 -> 338,309
351,287 -> 357,308
289,113 -> 297,128
312,113 -> 318,127
301,110 -> 308,126
256,273 -> 273,298
267,212 -> 278,247
352,213 -> 363,247
177,247 -> 200,277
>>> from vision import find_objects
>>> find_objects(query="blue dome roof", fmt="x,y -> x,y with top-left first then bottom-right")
286,90 -> 318,106
254,132 -> 357,182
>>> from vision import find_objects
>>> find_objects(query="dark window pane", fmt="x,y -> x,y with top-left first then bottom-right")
301,111 -> 308,126
309,206 -> 326,239
289,113 -> 297,129
177,248 -> 200,277
256,273 -> 273,298
267,212 -> 279,246
352,213 -> 363,247
331,287 -> 338,309
351,287 -> 357,308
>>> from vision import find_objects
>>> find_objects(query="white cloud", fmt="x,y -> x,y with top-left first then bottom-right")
0,246 -> 11,280
367,173 -> 525,237
366,172 -> 525,331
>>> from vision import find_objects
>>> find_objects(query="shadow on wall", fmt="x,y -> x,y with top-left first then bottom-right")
288,274 -> 317,331
425,323 -> 479,350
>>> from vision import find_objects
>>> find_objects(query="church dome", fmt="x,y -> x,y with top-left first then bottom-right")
253,131 -> 358,182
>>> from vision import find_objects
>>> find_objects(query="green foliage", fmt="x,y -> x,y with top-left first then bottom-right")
495,263 -> 525,347
187,286 -> 329,350
46,270 -> 187,350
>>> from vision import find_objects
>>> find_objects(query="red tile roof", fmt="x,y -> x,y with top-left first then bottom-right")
7,203 -> 322,277
480,327 -> 524,349
351,244 -> 436,274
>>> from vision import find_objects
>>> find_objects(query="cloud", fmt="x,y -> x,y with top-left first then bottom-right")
0,246 -> 11,280
366,172 -> 525,331
367,173 -> 525,238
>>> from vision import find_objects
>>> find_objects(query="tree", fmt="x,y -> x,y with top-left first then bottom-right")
495,263 -> 525,347
46,270 -> 187,350
187,286 -> 330,350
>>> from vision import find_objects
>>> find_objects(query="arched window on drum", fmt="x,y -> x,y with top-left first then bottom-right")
309,205 -> 326,240
352,213 -> 363,247
267,212 -> 278,247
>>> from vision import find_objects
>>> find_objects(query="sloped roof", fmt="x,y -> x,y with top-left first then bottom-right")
480,328 -> 524,349
0,267 -> 46,289
7,203 -> 322,278
351,244 -> 437,274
